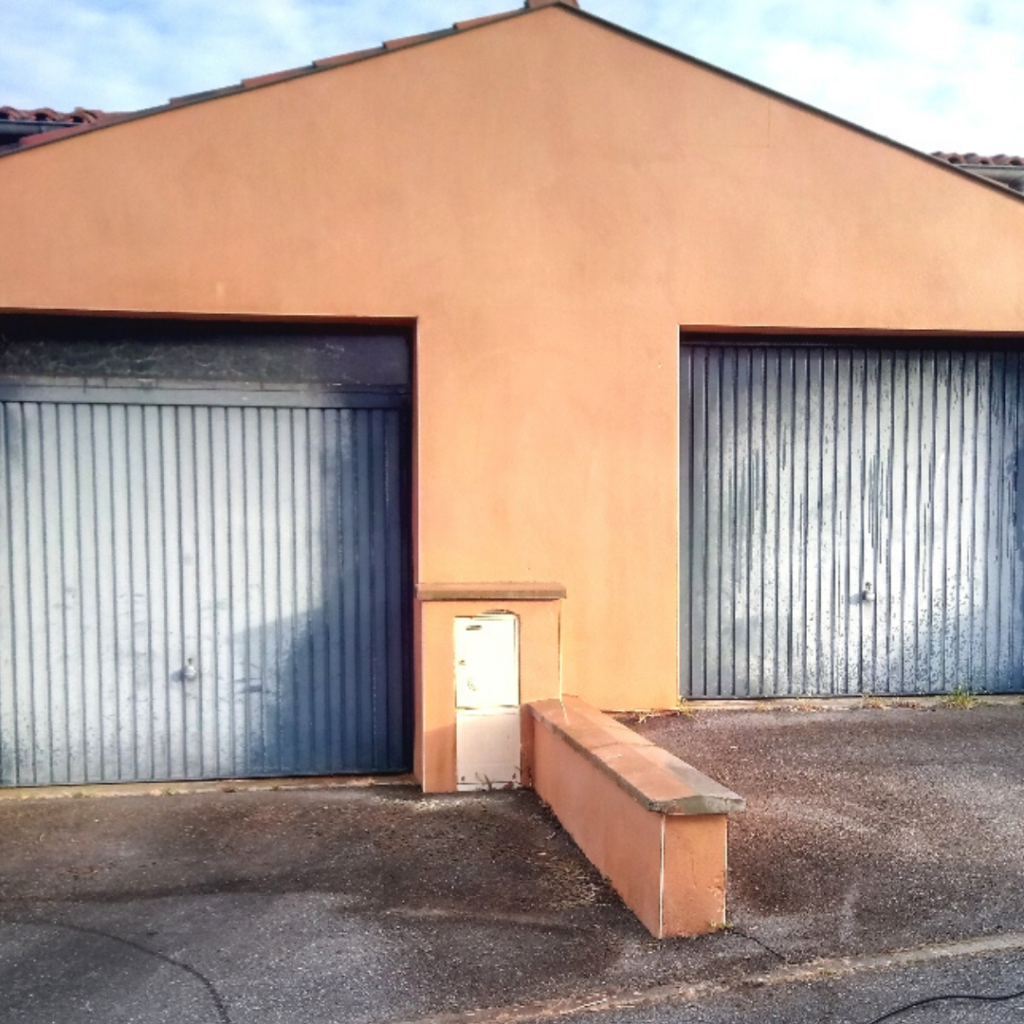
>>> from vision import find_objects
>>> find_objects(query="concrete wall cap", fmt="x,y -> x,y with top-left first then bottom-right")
416,581 -> 566,601
529,696 -> 745,815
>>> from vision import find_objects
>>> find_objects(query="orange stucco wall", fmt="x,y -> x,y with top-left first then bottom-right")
2,5 -> 1024,729
529,709 -> 729,936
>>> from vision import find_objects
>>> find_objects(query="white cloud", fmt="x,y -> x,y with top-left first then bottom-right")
0,0 -> 474,110
3,0 -> 1024,154
587,0 -> 1024,153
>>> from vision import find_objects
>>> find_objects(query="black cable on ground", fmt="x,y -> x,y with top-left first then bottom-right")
3,917 -> 232,1024
725,925 -> 790,963
862,984 -> 1024,1024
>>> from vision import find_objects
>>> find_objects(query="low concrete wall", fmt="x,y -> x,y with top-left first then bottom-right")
526,697 -> 744,938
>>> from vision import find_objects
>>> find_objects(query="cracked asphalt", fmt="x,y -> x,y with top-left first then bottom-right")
1,701 -> 1023,1024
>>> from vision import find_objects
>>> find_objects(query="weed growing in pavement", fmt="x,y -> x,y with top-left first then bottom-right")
625,702 -> 697,724
862,695 -> 921,710
941,682 -> 979,709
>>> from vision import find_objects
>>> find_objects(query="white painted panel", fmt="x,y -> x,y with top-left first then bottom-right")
456,707 -> 521,791
455,614 -> 519,708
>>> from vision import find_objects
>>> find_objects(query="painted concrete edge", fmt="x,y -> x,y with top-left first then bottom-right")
387,932 -> 1024,1024
416,581 -> 567,601
0,775 -> 415,801
528,697 -> 744,814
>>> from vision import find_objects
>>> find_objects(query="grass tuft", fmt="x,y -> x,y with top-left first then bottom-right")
941,682 -> 979,709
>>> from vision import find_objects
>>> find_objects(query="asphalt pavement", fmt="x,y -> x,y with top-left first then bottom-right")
1,700 -> 1023,1024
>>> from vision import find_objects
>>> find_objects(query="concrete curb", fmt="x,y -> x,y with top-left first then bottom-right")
389,932 -> 1024,1024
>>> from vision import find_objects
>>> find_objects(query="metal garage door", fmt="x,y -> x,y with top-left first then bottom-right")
681,343 -> 1024,698
0,326 -> 412,786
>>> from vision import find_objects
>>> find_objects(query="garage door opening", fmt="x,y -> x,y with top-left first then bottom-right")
0,317 -> 413,786
681,336 -> 1024,699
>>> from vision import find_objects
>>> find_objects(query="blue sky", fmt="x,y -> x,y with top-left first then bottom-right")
3,0 -> 1023,155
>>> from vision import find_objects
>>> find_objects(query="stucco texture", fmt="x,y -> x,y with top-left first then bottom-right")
1,5 -> 1023,716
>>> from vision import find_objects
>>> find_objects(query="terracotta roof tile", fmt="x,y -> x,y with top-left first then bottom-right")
241,66 -> 318,89
0,106 -> 106,124
168,84 -> 245,106
933,152 -> 1024,167
312,46 -> 386,70
454,12 -> 518,29
383,28 -> 455,51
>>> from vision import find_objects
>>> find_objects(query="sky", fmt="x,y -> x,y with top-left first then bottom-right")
3,0 -> 1023,156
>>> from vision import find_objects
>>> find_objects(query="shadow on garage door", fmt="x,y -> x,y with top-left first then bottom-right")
0,317 -> 413,786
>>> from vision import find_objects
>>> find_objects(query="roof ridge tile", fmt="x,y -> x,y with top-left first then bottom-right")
383,28 -> 455,51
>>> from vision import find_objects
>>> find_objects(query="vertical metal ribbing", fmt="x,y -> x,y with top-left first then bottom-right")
749,352 -> 766,697
142,407 -> 161,776
388,408 -> 410,769
125,406 -> 145,780
307,409 -> 328,774
682,345 -> 1024,700
0,406 -> 13,785
178,405 -> 201,779
25,405 -> 46,784
893,355 -> 911,693
746,350 -> 764,697
980,358 -> 997,691
210,407 -> 232,777
2,406 -> 24,785
723,352 -> 740,697
1,390 -> 412,786
77,405 -> 101,781
823,352 -> 842,693
356,410 -> 375,768
963,358 -> 981,689
919,356 -> 937,690
1010,358 -> 1024,683
108,405 -> 132,782
993,359 -> 1011,689
906,356 -> 922,693
783,351 -> 799,695
289,409 -> 310,773
238,403 -> 258,770
763,352 -> 781,695
46,404 -> 68,784
273,408 -> 293,774
937,355 -> 954,692
91,405 -> 116,779
678,350 -> 693,700
807,351 -> 822,694
340,409 -> 359,769
226,407 -> 248,777
371,410 -> 390,767
259,408 -> 277,773
192,406 -> 215,780
706,354 -> 723,697
9,405 -> 32,783
323,409 -> 343,770
687,349 -> 707,698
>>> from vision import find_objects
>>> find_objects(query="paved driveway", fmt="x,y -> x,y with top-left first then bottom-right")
2,702 -> 1024,1024
635,701 -> 1024,961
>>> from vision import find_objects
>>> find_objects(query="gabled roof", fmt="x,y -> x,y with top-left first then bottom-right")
0,0 -> 578,156
2,0 -> 1023,204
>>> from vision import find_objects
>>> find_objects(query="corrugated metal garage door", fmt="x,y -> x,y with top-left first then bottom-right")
0,382 -> 411,785
681,343 -> 1024,698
